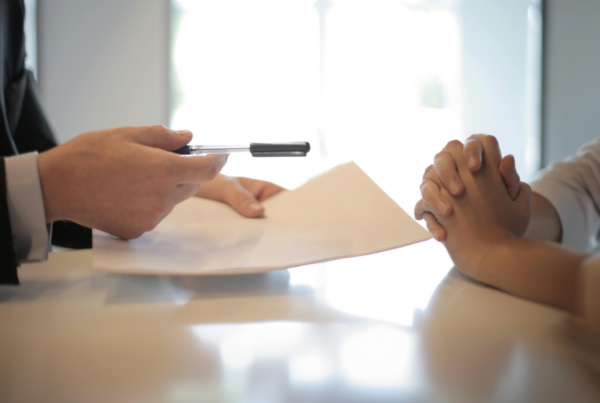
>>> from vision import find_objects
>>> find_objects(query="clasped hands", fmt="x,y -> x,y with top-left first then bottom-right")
414,135 -> 532,275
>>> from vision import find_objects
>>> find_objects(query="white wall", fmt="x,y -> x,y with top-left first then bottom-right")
23,0 -> 37,76
37,0 -> 170,143
459,0 -> 539,180
544,0 -> 600,165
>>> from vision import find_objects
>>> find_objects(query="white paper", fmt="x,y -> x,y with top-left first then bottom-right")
93,162 -> 432,275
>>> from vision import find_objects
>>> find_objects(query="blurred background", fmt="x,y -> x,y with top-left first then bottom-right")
30,0 -> 600,214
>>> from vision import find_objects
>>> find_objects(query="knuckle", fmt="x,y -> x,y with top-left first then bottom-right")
483,134 -> 499,148
152,124 -> 171,138
419,180 -> 435,195
433,151 -> 449,163
464,139 -> 483,156
434,153 -> 455,175
468,133 -> 485,141
445,140 -> 464,152
423,164 -> 435,179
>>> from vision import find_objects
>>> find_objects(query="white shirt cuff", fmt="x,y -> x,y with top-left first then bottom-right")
531,179 -> 596,251
4,152 -> 51,263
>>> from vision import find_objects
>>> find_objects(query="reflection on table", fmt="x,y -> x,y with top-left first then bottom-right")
1,240 -> 599,403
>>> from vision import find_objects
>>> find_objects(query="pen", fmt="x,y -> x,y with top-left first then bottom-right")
173,142 -> 311,157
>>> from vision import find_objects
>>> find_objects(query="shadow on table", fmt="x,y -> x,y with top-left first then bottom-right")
103,270 -> 313,305
0,279 -> 87,302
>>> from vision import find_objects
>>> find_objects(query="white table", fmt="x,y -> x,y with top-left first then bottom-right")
1,241 -> 599,403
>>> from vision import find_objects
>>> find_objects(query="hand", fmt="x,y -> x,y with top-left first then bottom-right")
195,174 -> 285,218
428,139 -> 532,275
415,134 -> 521,241
38,125 -> 227,239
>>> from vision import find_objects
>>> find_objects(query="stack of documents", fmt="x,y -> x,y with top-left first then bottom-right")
93,162 -> 432,275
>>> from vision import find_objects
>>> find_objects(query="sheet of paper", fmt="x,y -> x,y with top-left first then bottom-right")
93,162 -> 432,275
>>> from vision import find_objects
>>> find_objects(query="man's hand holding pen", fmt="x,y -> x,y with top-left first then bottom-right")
37,125 -> 228,239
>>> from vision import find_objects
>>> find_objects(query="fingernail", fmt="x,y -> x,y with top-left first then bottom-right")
468,157 -> 477,169
449,181 -> 461,195
437,200 -> 450,214
177,130 -> 192,140
433,231 -> 441,241
248,202 -> 263,213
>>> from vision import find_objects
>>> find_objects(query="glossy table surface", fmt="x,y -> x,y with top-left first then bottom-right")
1,241 -> 599,403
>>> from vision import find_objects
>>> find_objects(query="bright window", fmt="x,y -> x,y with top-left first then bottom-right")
170,0 -> 542,214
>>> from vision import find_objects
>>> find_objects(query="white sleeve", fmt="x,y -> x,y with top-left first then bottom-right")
4,152 -> 51,263
532,136 -> 600,251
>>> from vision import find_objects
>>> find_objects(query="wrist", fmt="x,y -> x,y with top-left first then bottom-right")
37,149 -> 67,223
468,235 -> 519,282
447,229 -> 514,279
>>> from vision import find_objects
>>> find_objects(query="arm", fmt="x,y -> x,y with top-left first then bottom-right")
456,237 -> 587,313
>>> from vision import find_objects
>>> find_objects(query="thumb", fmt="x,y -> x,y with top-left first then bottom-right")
514,182 -> 532,217
499,154 -> 520,200
127,125 -> 192,151
221,179 -> 265,218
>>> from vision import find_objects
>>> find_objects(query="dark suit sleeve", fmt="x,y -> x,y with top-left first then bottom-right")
13,71 -> 58,153
13,72 -> 92,249
0,158 -> 19,285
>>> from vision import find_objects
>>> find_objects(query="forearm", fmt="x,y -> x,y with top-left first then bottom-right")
524,192 -> 562,243
467,238 -> 589,312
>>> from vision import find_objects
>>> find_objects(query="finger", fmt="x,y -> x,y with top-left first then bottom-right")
414,199 -> 427,220
441,140 -> 470,177
499,155 -> 520,200
175,154 -> 228,183
219,178 -> 266,218
513,181 -> 532,215
434,151 -> 464,196
420,179 -> 452,216
422,164 -> 443,188
171,182 -> 203,205
236,177 -> 286,201
127,125 -> 193,151
258,185 -> 285,201
415,198 -> 442,228
424,213 -> 447,242
467,134 -> 502,168
464,136 -> 484,171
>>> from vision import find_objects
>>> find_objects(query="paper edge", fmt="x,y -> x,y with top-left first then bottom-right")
93,232 -> 433,276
